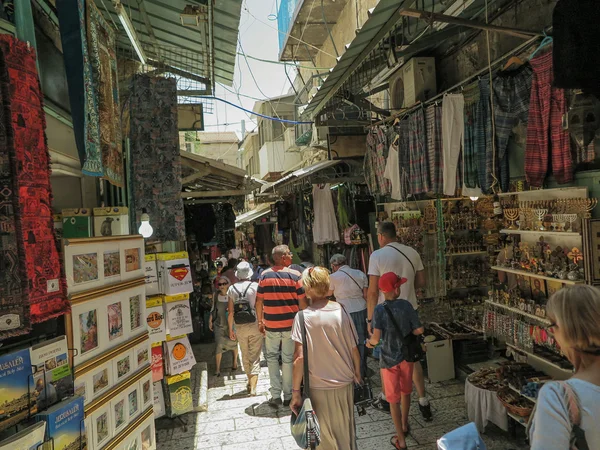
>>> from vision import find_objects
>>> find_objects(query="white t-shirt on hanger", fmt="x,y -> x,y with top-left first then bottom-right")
384,144 -> 403,200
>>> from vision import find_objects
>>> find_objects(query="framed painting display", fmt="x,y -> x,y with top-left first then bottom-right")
71,280 -> 146,366
140,371 -> 153,411
138,412 -> 156,450
133,340 -> 150,371
110,390 -> 128,435
74,333 -> 149,406
125,382 -> 141,422
64,235 -> 145,295
91,402 -> 113,449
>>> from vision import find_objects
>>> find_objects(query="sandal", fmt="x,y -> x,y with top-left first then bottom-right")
231,365 -> 238,371
214,372 -> 221,377
390,435 -> 407,450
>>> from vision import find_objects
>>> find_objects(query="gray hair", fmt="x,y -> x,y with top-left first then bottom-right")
272,245 -> 290,263
329,254 -> 347,266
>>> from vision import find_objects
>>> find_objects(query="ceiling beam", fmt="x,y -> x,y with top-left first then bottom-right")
181,189 -> 250,198
399,8 -> 543,40
181,167 -> 211,185
136,0 -> 161,60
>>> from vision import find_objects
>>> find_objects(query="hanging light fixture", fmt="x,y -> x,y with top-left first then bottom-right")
470,196 -> 479,201
138,208 -> 153,238
114,1 -> 147,65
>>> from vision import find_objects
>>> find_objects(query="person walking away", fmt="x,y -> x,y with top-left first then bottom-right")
528,284 -> 600,449
290,267 -> 361,450
227,261 -> 263,396
251,254 -> 271,282
367,272 -> 424,450
328,253 -> 369,379
222,258 -> 239,285
256,245 -> 307,407
209,276 -> 239,376
290,249 -> 315,274
367,221 -> 431,420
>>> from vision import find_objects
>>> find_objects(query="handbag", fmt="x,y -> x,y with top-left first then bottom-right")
290,311 -> 321,449
383,302 -> 424,363
437,422 -> 487,450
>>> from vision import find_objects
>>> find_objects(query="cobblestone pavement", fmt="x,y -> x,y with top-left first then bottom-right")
156,343 -> 528,450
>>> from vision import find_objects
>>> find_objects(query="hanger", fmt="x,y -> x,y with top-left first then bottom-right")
502,55 -> 524,71
393,117 -> 400,126
392,134 -> 399,146
529,36 -> 553,60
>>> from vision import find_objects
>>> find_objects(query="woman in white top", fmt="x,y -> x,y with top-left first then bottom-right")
528,284 -> 600,449
209,276 -> 238,377
227,261 -> 263,396
328,253 -> 369,378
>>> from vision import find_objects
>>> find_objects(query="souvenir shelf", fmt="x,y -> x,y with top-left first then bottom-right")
484,300 -> 552,326
500,229 -> 581,237
490,266 -> 584,285
505,344 -> 573,378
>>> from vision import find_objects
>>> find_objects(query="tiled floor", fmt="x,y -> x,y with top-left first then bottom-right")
156,343 -> 529,450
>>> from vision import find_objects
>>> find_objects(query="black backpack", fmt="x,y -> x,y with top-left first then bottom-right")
232,282 -> 256,324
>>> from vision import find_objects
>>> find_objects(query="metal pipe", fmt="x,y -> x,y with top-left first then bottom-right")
321,0 -> 339,58
207,0 -> 216,93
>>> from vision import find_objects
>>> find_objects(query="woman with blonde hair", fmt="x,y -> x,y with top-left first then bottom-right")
289,267 -> 361,450
528,284 -> 600,449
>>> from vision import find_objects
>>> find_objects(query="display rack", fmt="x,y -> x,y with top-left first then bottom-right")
491,266 -> 584,285
485,300 -> 552,325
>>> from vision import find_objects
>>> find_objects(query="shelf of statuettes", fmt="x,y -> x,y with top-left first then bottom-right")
493,237 -> 585,283
500,197 -> 597,233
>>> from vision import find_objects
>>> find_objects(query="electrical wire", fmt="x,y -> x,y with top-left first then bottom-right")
198,96 -> 313,124
218,82 -> 303,105
235,53 -> 332,70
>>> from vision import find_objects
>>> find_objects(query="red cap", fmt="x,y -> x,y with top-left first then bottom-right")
378,272 -> 408,293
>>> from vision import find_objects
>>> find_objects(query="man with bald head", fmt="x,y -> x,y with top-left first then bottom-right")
256,245 -> 307,407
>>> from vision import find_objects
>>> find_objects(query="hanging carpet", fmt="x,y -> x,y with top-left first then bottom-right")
86,0 -> 123,186
129,75 -> 185,242
0,35 -> 68,327
56,0 -> 104,179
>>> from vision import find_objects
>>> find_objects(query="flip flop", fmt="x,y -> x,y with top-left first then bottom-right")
390,435 -> 407,450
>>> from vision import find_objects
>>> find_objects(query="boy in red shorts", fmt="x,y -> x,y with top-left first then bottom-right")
366,273 -> 424,450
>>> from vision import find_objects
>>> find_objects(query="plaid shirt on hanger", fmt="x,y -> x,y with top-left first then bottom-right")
426,105 -> 444,194
408,109 -> 430,195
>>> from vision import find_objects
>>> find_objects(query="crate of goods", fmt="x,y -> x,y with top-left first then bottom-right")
93,206 -> 130,237
62,208 -> 93,238
157,252 -> 193,295
453,338 -> 490,365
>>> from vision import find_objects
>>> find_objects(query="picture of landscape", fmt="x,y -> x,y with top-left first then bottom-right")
114,399 -> 125,429
130,295 -> 142,330
128,390 -> 138,417
79,309 -> 98,354
92,368 -> 109,394
0,349 -> 35,421
103,251 -> 120,278
95,411 -> 109,444
137,348 -> 149,366
72,253 -> 98,284
141,425 -> 152,450
142,380 -> 150,405
125,248 -> 141,272
107,302 -> 123,341
117,355 -> 131,379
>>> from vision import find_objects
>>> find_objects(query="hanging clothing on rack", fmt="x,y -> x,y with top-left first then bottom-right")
477,79 -> 495,194
525,49 -> 572,187
383,140 -> 404,200
442,93 -> 465,196
426,104 -> 444,195
363,129 -> 378,194
463,82 -> 481,191
398,119 -> 412,199
492,64 -> 533,192
370,128 -> 391,195
312,184 -> 340,244
408,108 -> 430,195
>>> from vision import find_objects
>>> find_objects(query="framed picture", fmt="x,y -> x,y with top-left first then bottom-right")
91,362 -> 113,397
74,378 -> 87,404
126,384 -> 141,420
140,371 -> 153,410
134,340 -> 151,371
516,275 -> 532,299
121,434 -> 141,450
130,294 -> 143,332
114,349 -> 134,383
64,236 -> 145,294
110,391 -> 128,434
71,282 -> 147,366
92,402 -> 113,449
546,279 -> 564,298
530,278 -> 547,301
139,415 -> 156,450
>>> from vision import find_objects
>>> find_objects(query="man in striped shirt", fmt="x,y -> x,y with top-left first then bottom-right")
256,245 -> 307,407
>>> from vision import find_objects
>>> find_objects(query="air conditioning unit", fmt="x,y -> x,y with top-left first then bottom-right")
389,57 -> 436,111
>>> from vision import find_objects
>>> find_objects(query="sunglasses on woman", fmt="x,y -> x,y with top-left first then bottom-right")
218,282 -> 228,286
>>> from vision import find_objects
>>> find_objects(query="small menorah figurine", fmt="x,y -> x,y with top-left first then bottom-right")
504,208 -> 519,230
534,209 -> 548,231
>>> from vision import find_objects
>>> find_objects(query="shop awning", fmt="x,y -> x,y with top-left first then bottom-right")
261,159 -> 362,193
235,203 -> 273,226
180,151 -> 262,200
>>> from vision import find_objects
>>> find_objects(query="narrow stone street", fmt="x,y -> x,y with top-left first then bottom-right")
156,343 -> 528,450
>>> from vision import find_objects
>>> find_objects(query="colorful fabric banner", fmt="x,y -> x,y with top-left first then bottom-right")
0,35 -> 69,325
129,75 -> 185,242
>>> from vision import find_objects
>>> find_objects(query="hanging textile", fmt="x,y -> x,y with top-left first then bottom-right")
363,130 -> 378,194
442,94 -> 465,196
364,128 -> 390,196
56,0 -> 103,176
398,119 -> 411,198
86,0 -> 123,186
525,49 -> 572,187
463,82 -> 480,190
477,79 -> 495,194
492,65 -> 533,192
425,104 -> 444,195
408,108 -> 430,195
0,35 -> 68,327
312,184 -> 339,244
383,140 -> 403,200
129,75 -> 185,241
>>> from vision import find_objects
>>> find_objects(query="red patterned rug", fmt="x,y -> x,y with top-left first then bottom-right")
0,35 -> 68,325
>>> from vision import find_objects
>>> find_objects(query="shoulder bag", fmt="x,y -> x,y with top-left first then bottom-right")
387,244 -> 416,273
382,302 -> 424,363
290,311 -> 321,449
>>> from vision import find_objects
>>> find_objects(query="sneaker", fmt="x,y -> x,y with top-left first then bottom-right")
268,397 -> 283,408
372,397 -> 390,412
419,403 -> 433,421
283,399 -> 291,407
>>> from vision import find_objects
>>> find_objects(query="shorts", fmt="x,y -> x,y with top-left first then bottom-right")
381,360 -> 415,403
